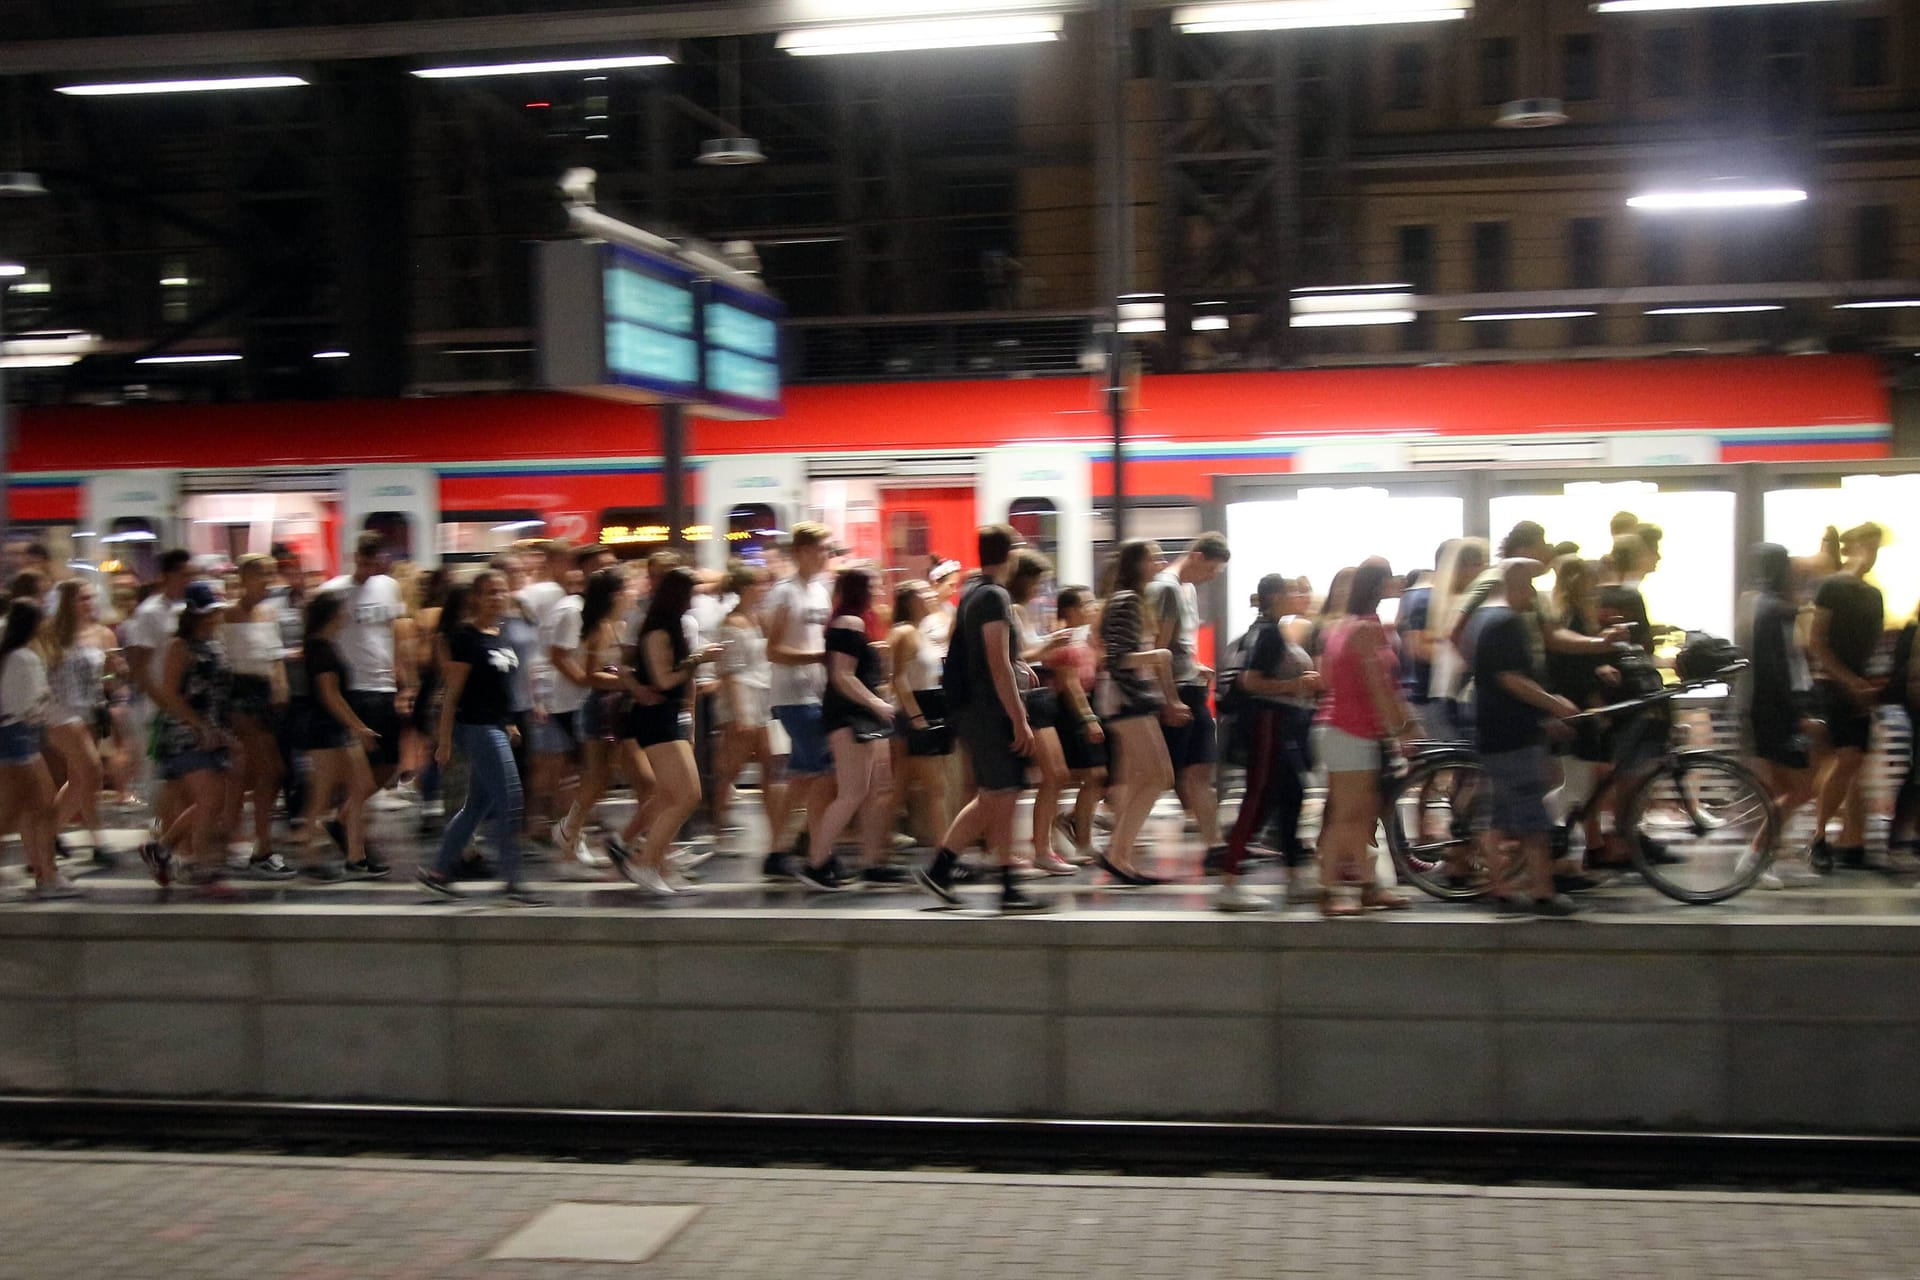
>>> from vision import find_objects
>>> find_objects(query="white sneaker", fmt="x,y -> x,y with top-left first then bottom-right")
669,842 -> 715,871
367,788 -> 411,812
1762,862 -> 1823,890
629,864 -> 677,895
1215,882 -> 1271,913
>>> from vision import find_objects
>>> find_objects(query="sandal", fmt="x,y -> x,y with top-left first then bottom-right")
1361,884 -> 1411,910
1319,886 -> 1364,918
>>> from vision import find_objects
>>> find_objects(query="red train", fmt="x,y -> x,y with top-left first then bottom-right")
8,354 -> 1892,598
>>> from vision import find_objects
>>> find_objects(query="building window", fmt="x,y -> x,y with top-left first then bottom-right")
1389,43 -> 1429,111
1855,205 -> 1895,280
1478,37 -> 1516,106
1398,224 -> 1436,351
1644,229 -> 1683,343
1471,222 -> 1509,349
1562,34 -> 1598,103
1849,17 -> 1890,89
1566,218 -> 1606,290
1648,28 -> 1689,98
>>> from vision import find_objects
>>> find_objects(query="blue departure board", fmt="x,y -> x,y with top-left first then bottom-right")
602,245 -> 700,399
699,280 -> 785,419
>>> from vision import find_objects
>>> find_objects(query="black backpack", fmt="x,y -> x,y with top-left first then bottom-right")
941,580 -> 983,704
1216,621 -> 1259,714
1675,631 -> 1741,684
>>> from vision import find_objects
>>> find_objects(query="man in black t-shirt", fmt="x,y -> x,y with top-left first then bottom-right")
1464,560 -> 1580,917
916,524 -> 1047,914
1808,522 -> 1886,869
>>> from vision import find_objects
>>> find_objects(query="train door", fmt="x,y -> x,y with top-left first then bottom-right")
700,454 -> 806,571
881,485 -> 975,583
85,468 -> 179,582
980,447 -> 1092,590
343,468 -> 440,571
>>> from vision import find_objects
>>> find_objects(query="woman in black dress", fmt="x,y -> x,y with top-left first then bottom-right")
800,567 -> 897,892
620,567 -> 720,895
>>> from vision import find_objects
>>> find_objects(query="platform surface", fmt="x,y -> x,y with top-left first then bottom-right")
0,1148 -> 1914,1279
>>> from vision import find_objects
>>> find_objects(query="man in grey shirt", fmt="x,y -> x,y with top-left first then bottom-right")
1150,531 -> 1231,868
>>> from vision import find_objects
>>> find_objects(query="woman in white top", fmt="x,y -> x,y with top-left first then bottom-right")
223,555 -> 291,874
38,580 -> 108,862
713,562 -> 778,842
0,598 -> 77,898
890,579 -> 952,851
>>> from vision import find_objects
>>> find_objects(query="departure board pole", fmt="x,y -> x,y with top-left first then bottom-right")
1099,0 -> 1131,548
663,401 -> 688,552
0,284 -> 10,537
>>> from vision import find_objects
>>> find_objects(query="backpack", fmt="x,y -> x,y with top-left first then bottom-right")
1216,622 -> 1259,714
941,580 -> 984,705
1675,631 -> 1742,685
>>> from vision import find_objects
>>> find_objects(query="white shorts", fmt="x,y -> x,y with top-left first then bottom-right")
1312,722 -> 1383,774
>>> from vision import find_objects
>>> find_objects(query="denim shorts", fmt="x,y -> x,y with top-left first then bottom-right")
0,721 -> 41,766
774,703 -> 833,777
1483,743 -> 1552,835
160,746 -> 231,781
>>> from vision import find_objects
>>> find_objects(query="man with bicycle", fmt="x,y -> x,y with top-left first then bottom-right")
1464,559 -> 1583,917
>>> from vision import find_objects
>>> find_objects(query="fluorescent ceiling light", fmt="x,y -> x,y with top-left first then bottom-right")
1835,300 -> 1920,310
0,264 -> 23,278
1117,318 -> 1167,334
101,531 -> 157,543
1462,310 -> 1598,321
1175,0 -> 1470,33
1644,304 -> 1783,315
413,53 -> 672,79
777,15 -> 1064,55
1595,0 -> 1838,12
491,519 -> 548,533
134,353 -> 243,365
314,350 -> 350,359
1291,311 -> 1418,328
56,76 -> 308,96
1192,316 -> 1231,331
0,355 -> 81,369
159,277 -> 190,287
1627,187 -> 1807,211
8,281 -> 51,294
1292,282 -> 1413,294
1291,291 -> 1416,315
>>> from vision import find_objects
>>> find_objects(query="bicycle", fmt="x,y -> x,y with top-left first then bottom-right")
1382,659 -> 1780,905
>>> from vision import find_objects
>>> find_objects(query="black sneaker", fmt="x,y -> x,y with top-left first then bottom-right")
1000,884 -> 1053,915
138,840 -> 172,888
798,859 -> 852,893
861,863 -> 914,886
322,818 -> 348,853
415,867 -> 463,898
1810,837 -> 1835,874
342,859 -> 391,880
1549,824 -> 1572,863
91,846 -> 119,870
1528,893 -> 1582,918
914,850 -> 962,905
1836,844 -> 1868,870
360,850 -> 392,878
502,884 -> 549,907
761,850 -> 794,881
54,834 -> 76,861
302,861 -> 346,883
1201,845 -> 1230,876
1639,837 -> 1681,866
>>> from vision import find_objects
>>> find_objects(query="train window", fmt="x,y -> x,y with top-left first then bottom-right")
599,506 -> 671,562
439,511 -> 544,565
1009,498 -> 1059,563
361,513 -> 414,561
1766,474 -> 1920,631
727,503 -> 783,568
100,517 -> 161,581
888,510 -> 932,566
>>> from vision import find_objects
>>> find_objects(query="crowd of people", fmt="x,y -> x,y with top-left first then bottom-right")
0,507 -> 1900,913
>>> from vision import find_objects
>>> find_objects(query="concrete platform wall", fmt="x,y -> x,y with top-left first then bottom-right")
1,908 -> 1915,1133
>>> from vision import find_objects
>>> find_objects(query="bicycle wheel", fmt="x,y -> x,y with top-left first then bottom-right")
1623,752 -> 1779,904
1383,752 -> 1490,901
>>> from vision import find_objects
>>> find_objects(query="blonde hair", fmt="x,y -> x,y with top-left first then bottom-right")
37,578 -> 87,670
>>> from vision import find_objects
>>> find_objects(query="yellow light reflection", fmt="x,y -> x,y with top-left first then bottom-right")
1765,475 -> 1920,627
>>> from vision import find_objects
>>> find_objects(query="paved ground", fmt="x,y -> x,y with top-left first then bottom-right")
0,1148 -> 1914,1279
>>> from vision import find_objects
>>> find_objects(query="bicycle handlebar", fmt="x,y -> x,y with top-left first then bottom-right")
1563,658 -> 1747,723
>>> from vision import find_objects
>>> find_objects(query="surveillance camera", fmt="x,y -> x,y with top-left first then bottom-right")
559,167 -> 598,207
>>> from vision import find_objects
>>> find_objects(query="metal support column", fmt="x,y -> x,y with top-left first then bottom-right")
327,60 -> 413,398
0,284 -> 10,537
662,402 -> 689,551
1099,0 -> 1132,547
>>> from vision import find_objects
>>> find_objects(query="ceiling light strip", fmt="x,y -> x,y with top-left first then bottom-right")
413,54 -> 672,79
1461,310 -> 1598,321
1595,0 -> 1838,13
1643,305 -> 1783,316
56,76 -> 308,96
1290,311 -> 1418,328
777,15 -> 1064,55
1627,188 -> 1807,211
1175,0 -> 1470,33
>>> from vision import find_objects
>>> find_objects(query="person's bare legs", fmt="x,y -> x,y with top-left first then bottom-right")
236,716 -> 280,857
857,745 -> 892,869
1175,761 -> 1222,848
48,722 -> 103,844
1814,747 -> 1865,849
637,741 -> 700,874
1068,766 -> 1106,859
808,729 -> 876,868
1106,716 -> 1172,877
1028,728 -> 1070,865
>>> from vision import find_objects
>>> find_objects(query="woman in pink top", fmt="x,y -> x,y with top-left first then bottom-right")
1311,557 -> 1418,917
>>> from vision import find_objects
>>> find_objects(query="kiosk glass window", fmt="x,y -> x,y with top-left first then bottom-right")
101,517 -> 161,581
1765,474 -> 1920,629
1009,498 -> 1059,564
439,513 -> 543,564
726,504 -> 782,568
1489,481 -> 1736,646
361,513 -> 414,561
1224,486 -> 1465,641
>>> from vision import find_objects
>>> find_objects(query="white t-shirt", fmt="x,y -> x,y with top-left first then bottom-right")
543,593 -> 588,715
518,580 -> 567,707
0,648 -> 49,725
765,574 -> 830,708
1149,568 -> 1204,687
128,592 -> 185,689
320,573 -> 403,693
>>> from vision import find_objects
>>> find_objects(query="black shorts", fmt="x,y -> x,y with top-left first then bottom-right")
627,702 -> 689,749
1059,712 -> 1108,773
897,688 -> 952,757
1160,684 -> 1218,769
1819,680 -> 1873,753
230,674 -> 277,726
346,690 -> 401,767
955,706 -> 1027,793
1023,686 -> 1058,731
